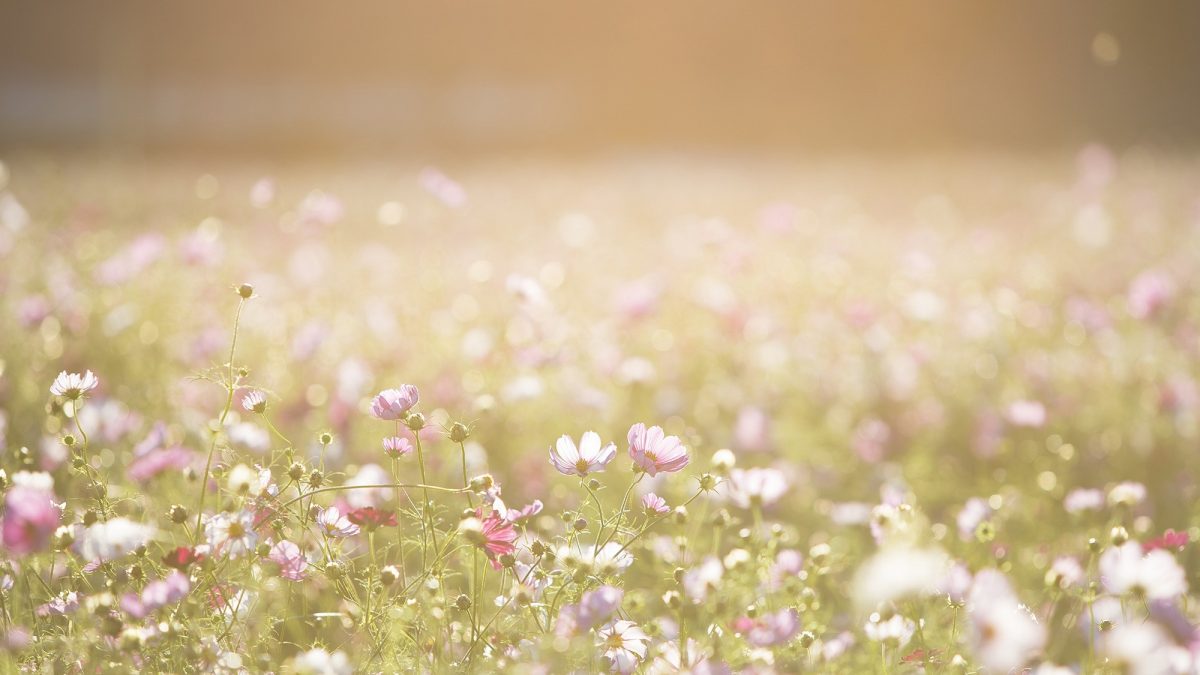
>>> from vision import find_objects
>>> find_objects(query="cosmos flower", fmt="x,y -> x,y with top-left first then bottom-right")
383,436 -> 413,458
502,499 -> 543,523
1063,488 -> 1105,514
346,507 -> 398,530
733,608 -> 800,647
596,620 -> 650,674
463,508 -> 517,568
864,614 -> 915,647
641,493 -> 670,516
549,431 -> 616,477
1099,542 -> 1188,600
316,506 -> 360,538
1,485 -> 60,556
269,540 -> 309,581
121,572 -> 190,619
50,370 -> 98,399
560,542 -> 635,576
241,390 -> 267,414
556,585 -> 624,638
204,511 -> 258,559
967,570 -> 1046,672
1143,529 -> 1189,552
627,423 -> 689,476
369,385 -> 419,420
162,546 -> 205,570
74,518 -> 155,563
1107,482 -> 1147,508
724,467 -> 788,508
291,648 -> 352,675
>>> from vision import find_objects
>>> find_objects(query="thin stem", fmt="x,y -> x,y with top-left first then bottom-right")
194,298 -> 246,543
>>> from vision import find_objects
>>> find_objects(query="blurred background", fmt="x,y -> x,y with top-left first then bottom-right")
2,1 -> 1199,156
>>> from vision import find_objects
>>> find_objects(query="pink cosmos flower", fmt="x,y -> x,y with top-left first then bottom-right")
241,390 -> 267,414
383,436 -> 414,458
126,422 -> 194,483
1144,529 -> 1189,552
549,432 -> 616,477
316,506 -> 360,538
725,467 -> 788,508
641,493 -> 670,516
1,485 -> 60,556
269,540 -> 309,581
733,608 -> 800,647
49,370 -> 98,399
122,572 -> 190,618
627,424 -> 689,476
502,499 -> 544,523
369,385 -> 419,420
476,509 -> 517,569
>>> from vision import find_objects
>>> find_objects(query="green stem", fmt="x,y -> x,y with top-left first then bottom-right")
194,298 -> 245,543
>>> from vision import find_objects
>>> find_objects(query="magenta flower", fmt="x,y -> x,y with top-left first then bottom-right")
269,540 -> 309,581
627,423 -> 689,476
369,385 -> 419,420
383,436 -> 414,458
1,485 -> 60,556
733,608 -> 800,647
470,508 -> 517,569
549,432 -> 616,477
641,493 -> 670,516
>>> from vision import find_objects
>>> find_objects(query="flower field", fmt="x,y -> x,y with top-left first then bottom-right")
0,150 -> 1197,673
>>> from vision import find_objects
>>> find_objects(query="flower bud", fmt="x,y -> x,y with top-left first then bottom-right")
711,448 -> 736,474
237,283 -> 255,299
454,594 -> 472,611
468,474 -> 494,491
663,591 -> 682,609
308,470 -> 324,489
318,432 -> 334,446
1110,526 -> 1129,546
63,434 -> 77,447
83,509 -> 99,526
169,504 -> 189,524
458,517 -> 485,546
288,462 -> 305,482
573,517 -> 588,532
673,507 -> 688,525
405,413 -> 426,432
325,560 -> 347,581
698,473 -> 720,492
449,422 -> 471,443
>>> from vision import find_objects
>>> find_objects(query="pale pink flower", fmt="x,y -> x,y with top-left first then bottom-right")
1128,270 -> 1175,319
556,585 -> 624,638
1063,488 -> 1105,514
724,467 -> 788,508
1,485 -> 60,556
369,385 -> 419,420
1006,400 -> 1046,428
502,499 -> 543,523
382,436 -> 413,458
627,424 -> 689,476
733,608 -> 799,647
641,493 -> 670,516
269,540 -> 309,581
1099,542 -> 1188,600
316,506 -> 360,538
419,167 -> 467,208
549,432 -> 616,477
49,370 -> 98,399
241,390 -> 267,414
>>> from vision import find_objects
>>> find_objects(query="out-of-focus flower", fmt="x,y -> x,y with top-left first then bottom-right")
556,585 -> 624,638
852,546 -> 948,610
50,370 -> 98,400
864,614 -> 915,647
1,484 -> 60,556
419,167 -> 467,208
596,620 -> 650,674
75,518 -> 155,563
122,572 -> 190,619
290,647 -> 352,675
1063,488 -> 1105,514
627,423 -> 689,476
956,497 -> 993,541
249,177 -> 275,208
1005,400 -> 1046,428
733,608 -> 799,647
162,546 -> 205,570
346,507 -> 398,530
735,406 -> 770,452
549,431 -> 616,477
1128,270 -> 1175,319
369,385 -> 419,420
269,540 -> 309,581
383,436 -> 413,458
344,464 -> 393,508
724,467 -> 788,508
967,570 -> 1046,672
851,417 -> 891,463
1100,623 -> 1193,675
641,493 -> 670,516
316,507 -> 360,538
501,499 -> 543,523
1099,542 -> 1188,600
1144,529 -> 1189,552
1107,482 -> 1146,508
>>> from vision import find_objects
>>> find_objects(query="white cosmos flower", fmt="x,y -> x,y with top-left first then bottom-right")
851,546 -> 948,610
291,647 -> 352,675
11,471 -> 54,491
724,467 -> 788,508
863,614 -> 915,647
967,570 -> 1046,673
74,518 -> 155,563
596,620 -> 650,674
50,370 -> 99,399
204,510 -> 258,559
1101,623 -> 1195,675
559,542 -> 634,575
1099,542 -> 1188,600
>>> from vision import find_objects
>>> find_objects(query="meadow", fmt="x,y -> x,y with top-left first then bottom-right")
0,149 -> 1197,673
